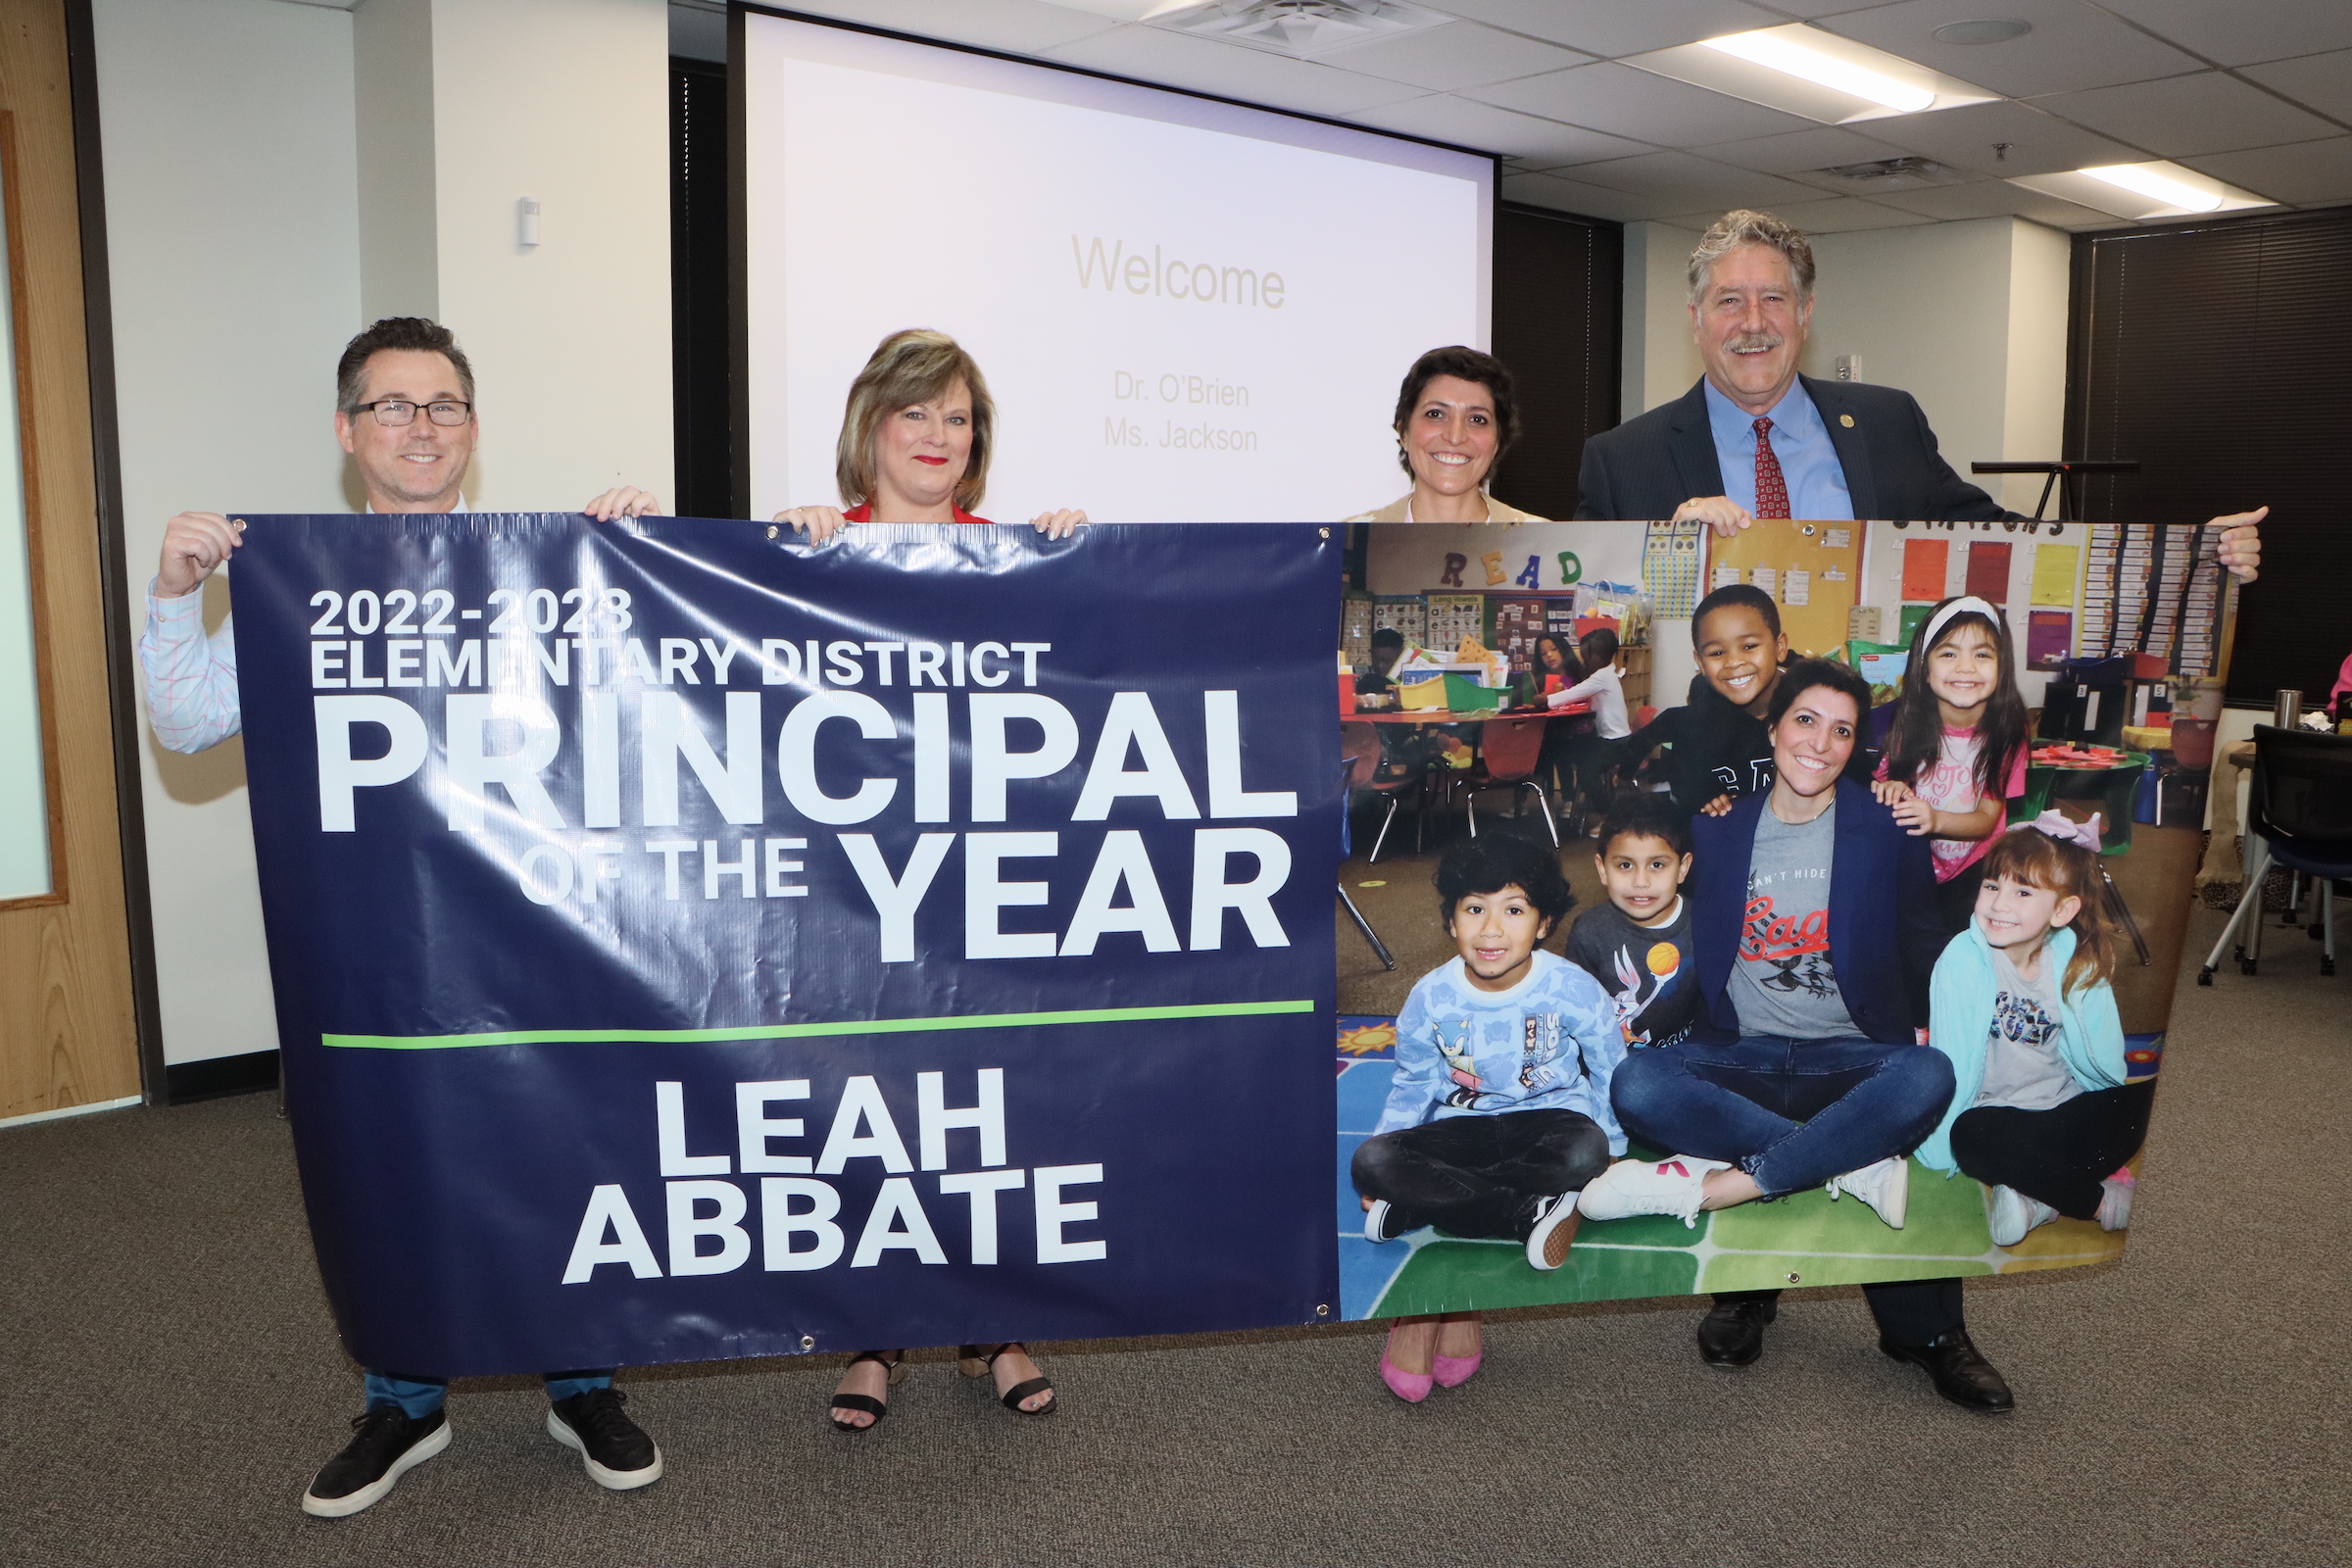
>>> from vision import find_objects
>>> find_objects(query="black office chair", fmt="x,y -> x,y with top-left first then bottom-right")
2199,726 -> 2352,984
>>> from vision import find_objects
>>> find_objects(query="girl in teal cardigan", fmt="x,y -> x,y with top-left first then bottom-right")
1921,813 -> 2151,1249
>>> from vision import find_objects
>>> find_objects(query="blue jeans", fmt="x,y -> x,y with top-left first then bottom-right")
1611,1034 -> 1954,1198
364,1369 -> 612,1419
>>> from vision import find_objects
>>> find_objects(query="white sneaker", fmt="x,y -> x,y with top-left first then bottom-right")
1523,1194 -> 1581,1271
1576,1155 -> 1728,1228
2095,1174 -> 2134,1233
1826,1156 -> 1910,1229
1986,1183 -> 2060,1247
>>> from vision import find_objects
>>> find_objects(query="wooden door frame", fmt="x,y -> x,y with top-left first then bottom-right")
62,0 -> 165,1103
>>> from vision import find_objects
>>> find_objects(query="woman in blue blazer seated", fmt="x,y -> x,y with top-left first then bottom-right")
1579,660 -> 2014,1412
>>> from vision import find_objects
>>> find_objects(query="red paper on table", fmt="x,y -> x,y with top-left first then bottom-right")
1901,538 -> 1948,601
1965,541 -> 2012,603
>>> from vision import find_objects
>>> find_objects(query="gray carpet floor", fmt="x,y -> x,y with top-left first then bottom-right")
2,900 -> 2345,1567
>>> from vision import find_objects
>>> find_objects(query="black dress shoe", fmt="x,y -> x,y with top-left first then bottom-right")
1880,1328 -> 2016,1412
1697,1295 -> 1778,1367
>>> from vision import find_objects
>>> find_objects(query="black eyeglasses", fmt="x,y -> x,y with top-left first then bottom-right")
353,398 -> 472,427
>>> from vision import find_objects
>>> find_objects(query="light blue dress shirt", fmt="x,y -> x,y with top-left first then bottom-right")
1702,377 -> 1854,521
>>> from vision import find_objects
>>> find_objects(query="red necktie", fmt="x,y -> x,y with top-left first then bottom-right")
1752,416 -> 1789,519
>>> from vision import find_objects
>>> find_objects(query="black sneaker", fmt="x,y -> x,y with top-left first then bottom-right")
1363,1199 -> 1422,1244
547,1388 -> 663,1490
301,1405 -> 451,1518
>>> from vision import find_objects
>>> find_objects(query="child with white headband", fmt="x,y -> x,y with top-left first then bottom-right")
1871,595 -> 2033,934
1917,811 -> 2147,1247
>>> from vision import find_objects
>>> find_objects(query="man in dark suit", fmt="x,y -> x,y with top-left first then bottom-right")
1575,209 -> 2264,581
1576,210 -> 2260,1403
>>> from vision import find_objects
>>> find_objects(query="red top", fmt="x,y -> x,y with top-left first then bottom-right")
842,502 -> 993,524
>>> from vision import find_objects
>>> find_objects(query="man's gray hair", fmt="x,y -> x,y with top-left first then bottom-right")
1688,210 -> 1816,305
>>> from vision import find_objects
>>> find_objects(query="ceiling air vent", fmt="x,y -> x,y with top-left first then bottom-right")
1147,0 -> 1454,60
1804,156 -> 1973,192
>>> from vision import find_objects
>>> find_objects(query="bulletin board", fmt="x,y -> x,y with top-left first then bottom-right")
1701,517 -> 1865,659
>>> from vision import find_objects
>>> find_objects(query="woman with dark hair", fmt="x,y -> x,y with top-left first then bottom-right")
773,327 -> 1083,542
1580,662 -> 2016,1412
1345,345 -> 1544,523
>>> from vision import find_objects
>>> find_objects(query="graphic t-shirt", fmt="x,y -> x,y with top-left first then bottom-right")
1974,946 -> 2084,1111
1727,800 -> 1859,1039
1565,898 -> 1697,1050
1379,950 -> 1629,1152
1877,723 -> 2028,883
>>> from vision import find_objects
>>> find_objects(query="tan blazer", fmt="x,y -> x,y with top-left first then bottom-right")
1343,492 -> 1547,523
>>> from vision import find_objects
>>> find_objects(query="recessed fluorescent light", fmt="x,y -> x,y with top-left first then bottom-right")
1701,29 -> 1936,114
2080,164 -> 2225,214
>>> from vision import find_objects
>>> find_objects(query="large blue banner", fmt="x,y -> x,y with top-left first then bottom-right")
229,516 -> 1342,1377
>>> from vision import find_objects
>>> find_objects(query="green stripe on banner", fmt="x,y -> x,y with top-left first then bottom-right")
322,998 -> 1318,1051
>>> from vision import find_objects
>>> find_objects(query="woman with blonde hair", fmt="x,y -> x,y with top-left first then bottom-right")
774,327 -> 1083,541
773,328 -> 1070,1433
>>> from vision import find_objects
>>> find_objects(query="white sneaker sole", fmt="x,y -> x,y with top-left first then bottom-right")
1364,1200 -> 1394,1245
545,1408 -> 664,1491
301,1417 -> 452,1518
1525,1197 -> 1579,1271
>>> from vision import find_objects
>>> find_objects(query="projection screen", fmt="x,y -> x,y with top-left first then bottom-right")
739,9 -> 1494,522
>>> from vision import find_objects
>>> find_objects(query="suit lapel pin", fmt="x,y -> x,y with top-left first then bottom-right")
1839,414 -> 1855,427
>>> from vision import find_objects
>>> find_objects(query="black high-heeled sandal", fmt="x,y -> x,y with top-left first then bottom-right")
957,1343 -> 1056,1416
829,1349 -> 906,1434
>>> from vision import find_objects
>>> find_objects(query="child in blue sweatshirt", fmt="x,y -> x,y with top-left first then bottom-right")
1352,832 -> 1624,1402
1919,812 -> 2148,1248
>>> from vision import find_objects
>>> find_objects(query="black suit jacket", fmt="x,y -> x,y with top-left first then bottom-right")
1575,374 -> 2019,522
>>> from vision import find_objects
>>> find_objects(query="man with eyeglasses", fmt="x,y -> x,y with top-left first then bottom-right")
138,316 -> 667,1516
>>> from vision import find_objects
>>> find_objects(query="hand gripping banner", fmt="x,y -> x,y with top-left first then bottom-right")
229,516 -> 1343,1377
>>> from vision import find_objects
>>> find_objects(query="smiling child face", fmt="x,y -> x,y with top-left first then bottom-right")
1695,603 -> 1788,711
1927,619 -> 2001,721
1975,871 -> 2082,955
1597,832 -> 1690,927
1447,882 -> 1552,994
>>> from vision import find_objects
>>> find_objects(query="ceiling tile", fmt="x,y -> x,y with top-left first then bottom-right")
1818,0 -> 2205,97
1468,60 -> 1819,144
1041,24 -> 1430,116
1869,177 -> 2130,227
1499,169 -> 1691,221
1318,20 -> 1592,91
1429,0 -> 1786,58
2093,0 -> 2352,69
2181,135 -> 2352,205
1689,124 -> 1919,174
1346,94 -> 1652,165
769,0 -> 1122,56
1670,195 -> 1935,231
2238,49 -> 2352,124
2032,71 -> 2341,157
1865,98 -> 2147,175
1567,149 -> 1826,207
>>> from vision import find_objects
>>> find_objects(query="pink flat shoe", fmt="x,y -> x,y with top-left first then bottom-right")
1380,1327 -> 1433,1403
1432,1350 -> 1483,1388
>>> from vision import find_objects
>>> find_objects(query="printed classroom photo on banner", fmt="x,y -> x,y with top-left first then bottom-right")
1334,516 -> 2222,1322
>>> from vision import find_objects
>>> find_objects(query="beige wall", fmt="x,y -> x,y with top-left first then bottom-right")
1618,220 -> 1703,417
96,0 -> 363,1067
95,0 -> 673,1067
1800,217 -> 2071,516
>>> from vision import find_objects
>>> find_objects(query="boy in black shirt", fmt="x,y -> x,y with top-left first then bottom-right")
1621,584 -> 1786,817
1564,794 -> 1699,1051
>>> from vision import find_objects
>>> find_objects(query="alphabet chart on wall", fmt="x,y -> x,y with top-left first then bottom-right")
1640,518 -> 1704,621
